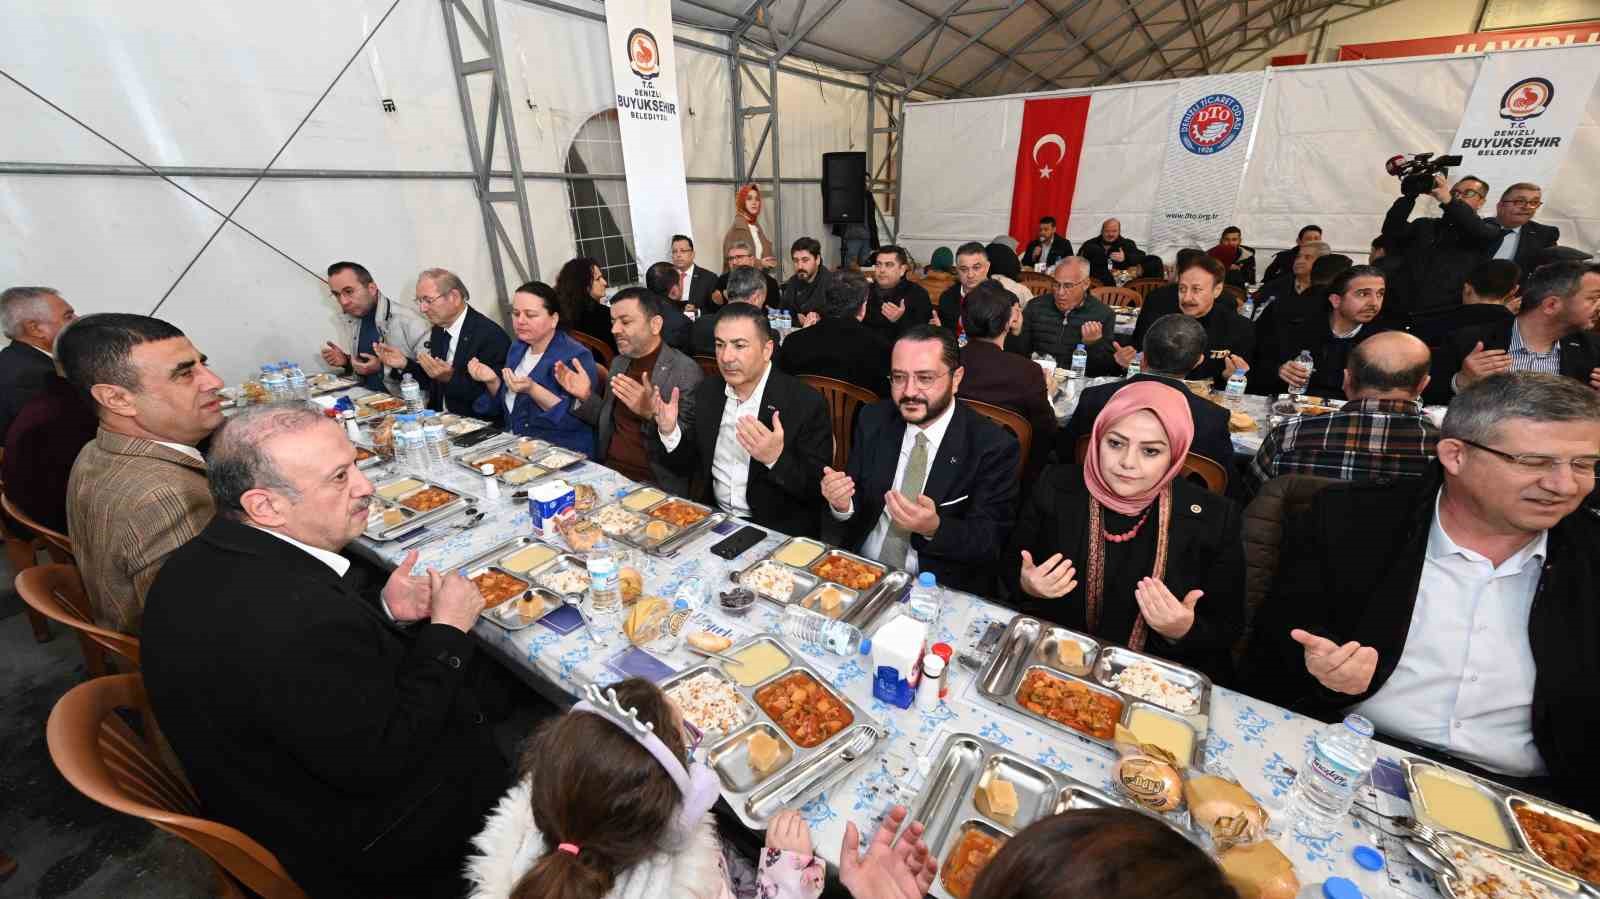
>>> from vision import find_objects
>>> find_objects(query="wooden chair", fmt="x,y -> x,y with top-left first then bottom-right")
1070,436 -> 1228,495
799,375 -> 879,471
1017,271 -> 1054,297
1238,475 -> 1337,668
1221,284 -> 1247,311
0,456 -> 52,642
2,492 -> 73,559
959,399 -> 1030,482
693,355 -> 720,379
47,673 -> 309,899
16,564 -> 139,677
569,330 -> 615,367
1090,286 -> 1141,308
1124,277 -> 1167,301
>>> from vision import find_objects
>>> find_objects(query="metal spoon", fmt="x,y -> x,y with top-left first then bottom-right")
770,727 -> 880,808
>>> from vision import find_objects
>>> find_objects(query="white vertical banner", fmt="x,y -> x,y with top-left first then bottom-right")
1449,46 -> 1600,189
604,0 -> 693,270
1146,71 -> 1266,256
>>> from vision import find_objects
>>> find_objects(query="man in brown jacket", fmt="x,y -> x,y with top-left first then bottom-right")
61,314 -> 224,635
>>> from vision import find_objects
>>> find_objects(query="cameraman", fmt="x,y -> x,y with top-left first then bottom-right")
1380,172 -> 1490,323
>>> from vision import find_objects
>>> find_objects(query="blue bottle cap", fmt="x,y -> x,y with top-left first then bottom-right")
917,572 -> 936,587
1322,876 -> 1362,899
1351,845 -> 1383,871
858,637 -> 872,655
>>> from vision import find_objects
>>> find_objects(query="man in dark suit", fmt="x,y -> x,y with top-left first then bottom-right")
776,269 -> 890,395
1273,265 -> 1389,397
670,233 -> 718,311
1260,224 -> 1323,285
821,325 -> 1020,594
1124,248 -> 1205,352
1409,259 -> 1519,349
3,370 -> 97,534
0,285 -> 76,445
1463,182 -> 1559,272
641,261 -> 699,354
1379,174 -> 1492,320
712,241 -> 782,308
863,245 -> 933,341
778,236 -> 834,315
1428,261 -> 1600,405
377,268 -> 511,418
1244,373 -> 1600,814
142,404 -> 506,897
693,267 -> 772,357
1020,216 -> 1073,271
1063,314 -> 1236,466
1117,255 -> 1252,388
659,303 -> 832,538
1078,218 -> 1141,285
956,280 -> 1055,480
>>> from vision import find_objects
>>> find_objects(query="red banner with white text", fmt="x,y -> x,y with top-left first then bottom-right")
1338,22 -> 1600,60
1008,96 -> 1091,248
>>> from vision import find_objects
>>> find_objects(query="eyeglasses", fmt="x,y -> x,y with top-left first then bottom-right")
1053,277 -> 1090,292
414,294 -> 447,307
1451,188 -> 1484,199
1502,198 -> 1543,209
889,370 -> 950,390
1460,439 -> 1600,478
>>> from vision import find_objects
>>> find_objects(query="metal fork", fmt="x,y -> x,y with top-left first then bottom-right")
770,727 -> 879,808
395,508 -> 482,551
1353,805 -> 1459,881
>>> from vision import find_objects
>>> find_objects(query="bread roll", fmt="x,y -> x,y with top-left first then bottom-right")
687,632 -> 733,653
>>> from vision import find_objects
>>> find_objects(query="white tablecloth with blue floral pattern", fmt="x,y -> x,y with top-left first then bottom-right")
347,437 -> 1439,897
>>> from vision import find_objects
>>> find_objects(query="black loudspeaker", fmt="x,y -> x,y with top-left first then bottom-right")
821,151 -> 867,224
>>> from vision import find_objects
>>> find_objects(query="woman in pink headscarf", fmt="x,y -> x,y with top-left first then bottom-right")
1002,380 -> 1244,680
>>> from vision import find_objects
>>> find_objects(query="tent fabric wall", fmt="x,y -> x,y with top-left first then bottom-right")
0,0 -> 860,384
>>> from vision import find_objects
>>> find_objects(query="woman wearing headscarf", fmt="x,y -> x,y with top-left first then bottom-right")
722,183 -> 778,272
1001,380 -> 1243,681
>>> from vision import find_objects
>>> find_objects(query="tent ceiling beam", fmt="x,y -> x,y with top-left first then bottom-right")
950,0 -> 1095,95
882,0 -> 1067,95
905,0 -> 1033,93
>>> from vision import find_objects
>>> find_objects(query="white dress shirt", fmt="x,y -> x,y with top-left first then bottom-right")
1352,490 -> 1549,776
1494,224 -> 1523,261
832,400 -> 958,574
253,526 -> 353,577
659,363 -> 775,519
438,307 -> 468,365
153,441 -> 205,463
504,349 -> 543,416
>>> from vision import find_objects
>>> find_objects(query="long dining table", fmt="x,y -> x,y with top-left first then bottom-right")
321,383 -> 1453,899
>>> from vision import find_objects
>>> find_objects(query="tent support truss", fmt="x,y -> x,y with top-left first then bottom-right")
728,2 -> 785,267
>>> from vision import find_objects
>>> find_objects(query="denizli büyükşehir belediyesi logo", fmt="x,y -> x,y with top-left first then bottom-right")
1500,77 -> 1553,122
1179,94 -> 1245,156
627,27 -> 660,81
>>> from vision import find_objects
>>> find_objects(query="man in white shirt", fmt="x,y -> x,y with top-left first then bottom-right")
141,404 -> 503,897
1249,372 -> 1600,810
821,325 -> 1020,593
375,268 -> 510,417
657,303 -> 832,538
670,233 -> 717,312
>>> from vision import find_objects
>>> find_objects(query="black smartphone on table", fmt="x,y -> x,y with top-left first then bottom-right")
710,526 -> 766,559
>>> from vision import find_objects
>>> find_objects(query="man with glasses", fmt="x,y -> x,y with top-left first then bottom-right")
1380,173 -> 1494,321
374,268 -> 510,418
711,240 -> 781,309
1433,261 -> 1600,403
821,325 -> 1020,594
318,261 -> 430,394
1017,256 -> 1118,376
1469,182 -> 1560,271
1247,372 -> 1600,813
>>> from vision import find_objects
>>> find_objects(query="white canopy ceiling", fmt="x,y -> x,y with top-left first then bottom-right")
671,0 -> 1404,98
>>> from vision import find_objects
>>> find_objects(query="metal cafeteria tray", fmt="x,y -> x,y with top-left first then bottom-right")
617,486 -> 670,513
463,565 -> 534,610
531,554 -> 591,599
909,732 -> 1139,899
308,375 -> 358,395
529,446 -> 586,472
734,558 -> 820,606
807,547 -> 889,591
484,586 -> 566,631
977,616 -> 1207,759
588,502 -> 650,540
764,536 -> 829,570
363,476 -> 469,541
441,415 -> 494,438
455,444 -> 539,482
1506,796 -> 1600,887
352,445 -> 386,470
355,396 -> 409,421
633,497 -> 724,557
456,535 -> 565,578
1092,645 -> 1212,724
1434,833 -> 1585,899
687,635 -> 882,827
658,663 -> 760,742
796,582 -> 860,619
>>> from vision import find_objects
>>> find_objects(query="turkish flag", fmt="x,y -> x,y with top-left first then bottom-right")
1008,96 -> 1091,248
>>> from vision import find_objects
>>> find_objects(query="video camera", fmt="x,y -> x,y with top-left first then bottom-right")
1386,152 -> 1465,197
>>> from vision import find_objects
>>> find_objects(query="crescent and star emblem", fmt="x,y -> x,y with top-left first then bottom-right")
1031,133 -> 1066,179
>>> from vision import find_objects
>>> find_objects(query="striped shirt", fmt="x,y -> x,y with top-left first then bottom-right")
1244,398 -> 1440,497
1508,320 -> 1563,375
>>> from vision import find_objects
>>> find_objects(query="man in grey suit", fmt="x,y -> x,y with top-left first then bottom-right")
556,288 -> 702,494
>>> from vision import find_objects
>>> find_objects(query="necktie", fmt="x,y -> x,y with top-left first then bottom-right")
880,432 -> 930,568
681,269 -> 691,301
429,328 -> 452,410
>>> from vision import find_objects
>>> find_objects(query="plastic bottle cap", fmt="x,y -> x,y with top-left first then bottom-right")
922,654 -> 945,676
917,572 -> 936,587
1351,846 -> 1383,871
858,637 -> 871,655
1321,877 -> 1361,899
931,642 -> 953,663
480,464 -> 495,476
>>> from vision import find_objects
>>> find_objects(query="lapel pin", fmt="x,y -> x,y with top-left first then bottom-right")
1190,504 -> 1202,513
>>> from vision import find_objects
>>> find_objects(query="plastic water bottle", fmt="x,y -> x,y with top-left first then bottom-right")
780,605 -> 865,656
1226,368 -> 1248,405
587,538 -> 621,631
1126,352 -> 1142,378
262,365 -> 289,400
1241,297 -> 1255,320
421,411 -> 450,465
400,415 -> 431,474
400,374 -> 424,412
1290,714 -> 1378,837
285,361 -> 309,400
1289,350 -> 1315,397
906,572 -> 942,627
1070,343 -> 1088,380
